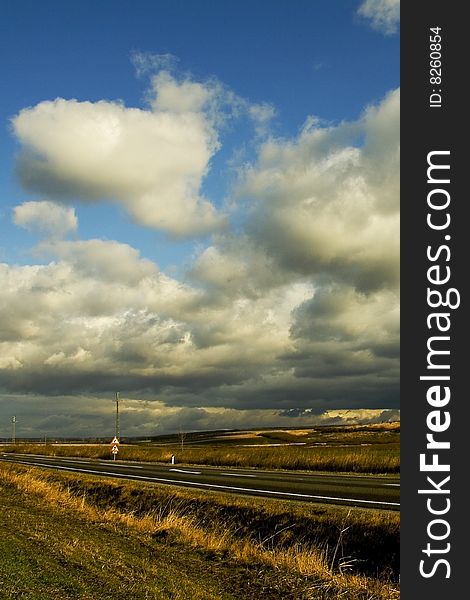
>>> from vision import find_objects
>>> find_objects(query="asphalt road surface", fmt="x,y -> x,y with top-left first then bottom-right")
0,453 -> 399,510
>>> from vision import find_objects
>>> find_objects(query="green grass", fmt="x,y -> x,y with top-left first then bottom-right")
0,502 -> 229,600
0,467 -> 303,599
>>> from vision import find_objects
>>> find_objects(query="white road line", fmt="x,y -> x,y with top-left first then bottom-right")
6,460 -> 399,507
169,468 -> 202,475
221,472 -> 257,478
56,458 -> 93,464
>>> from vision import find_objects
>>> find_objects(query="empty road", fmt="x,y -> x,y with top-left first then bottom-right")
0,453 -> 399,510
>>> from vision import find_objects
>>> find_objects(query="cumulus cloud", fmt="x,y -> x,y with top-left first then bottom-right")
2,80 -> 399,434
11,65 -> 280,240
186,88 -> 400,413
284,284 -> 399,405
0,236 -> 306,399
234,89 -> 400,294
13,200 -> 77,238
39,239 -> 159,284
11,64 -> 280,244
357,0 -> 400,35
12,74 -> 227,237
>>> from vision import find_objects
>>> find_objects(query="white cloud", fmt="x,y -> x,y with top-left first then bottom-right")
235,88 -> 400,293
13,200 -> 77,238
248,102 -> 277,137
11,67 -> 281,239
184,88 -> 400,412
2,84 -> 399,431
131,51 -> 179,77
357,0 -> 400,35
12,74 -> 227,237
39,239 -> 159,284
0,236 -> 303,388
150,70 -> 217,114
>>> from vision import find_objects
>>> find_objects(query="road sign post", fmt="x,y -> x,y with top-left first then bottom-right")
110,436 -> 120,461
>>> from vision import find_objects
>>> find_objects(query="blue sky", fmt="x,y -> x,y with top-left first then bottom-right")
0,1 -> 400,437
1,0 -> 398,267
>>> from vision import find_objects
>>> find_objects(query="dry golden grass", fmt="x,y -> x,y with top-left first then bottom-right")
0,463 -> 399,599
2,441 -> 399,473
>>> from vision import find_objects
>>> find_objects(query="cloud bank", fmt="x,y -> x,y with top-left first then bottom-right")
2,71 -> 399,435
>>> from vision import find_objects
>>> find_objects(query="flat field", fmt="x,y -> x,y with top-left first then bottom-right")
1,422 -> 400,474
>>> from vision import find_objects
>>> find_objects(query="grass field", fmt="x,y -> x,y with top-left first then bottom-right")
1,422 -> 400,474
0,463 -> 399,599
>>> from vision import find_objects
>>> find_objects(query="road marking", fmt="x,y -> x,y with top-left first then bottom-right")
2,459 -> 399,508
58,461 -> 95,466
384,483 -> 400,487
221,472 -> 257,478
169,468 -> 202,475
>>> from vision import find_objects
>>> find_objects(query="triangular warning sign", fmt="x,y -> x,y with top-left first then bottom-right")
111,436 -> 119,445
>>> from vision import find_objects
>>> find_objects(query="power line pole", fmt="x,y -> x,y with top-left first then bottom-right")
12,416 -> 16,444
115,392 -> 120,441
180,427 -> 186,452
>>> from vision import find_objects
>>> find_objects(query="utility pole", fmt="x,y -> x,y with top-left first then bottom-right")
115,392 -> 120,441
179,427 -> 186,452
12,416 -> 16,444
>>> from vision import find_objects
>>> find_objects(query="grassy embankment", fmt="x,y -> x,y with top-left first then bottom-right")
0,462 -> 399,600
